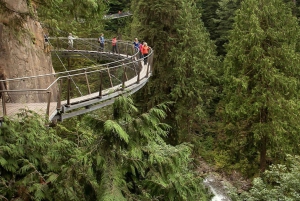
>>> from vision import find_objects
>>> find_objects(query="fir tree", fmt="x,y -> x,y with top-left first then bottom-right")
214,0 -> 241,56
0,110 -> 97,200
131,0 -> 219,143
37,0 -> 107,37
83,96 -> 210,200
218,0 -> 300,174
200,0 -> 219,41
0,98 -> 209,200
230,155 -> 300,200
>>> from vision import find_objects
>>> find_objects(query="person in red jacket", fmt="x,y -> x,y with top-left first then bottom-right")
142,42 -> 151,65
139,41 -> 144,59
112,36 -> 118,53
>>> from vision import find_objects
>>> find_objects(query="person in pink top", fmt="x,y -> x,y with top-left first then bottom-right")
112,36 -> 118,53
142,42 -> 151,65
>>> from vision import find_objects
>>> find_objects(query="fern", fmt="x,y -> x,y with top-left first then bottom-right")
104,120 -> 129,143
0,97 -> 208,200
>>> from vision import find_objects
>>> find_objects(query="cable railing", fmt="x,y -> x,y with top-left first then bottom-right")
0,38 -> 154,121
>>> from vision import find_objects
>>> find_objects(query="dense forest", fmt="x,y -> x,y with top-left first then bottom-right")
1,0 -> 300,200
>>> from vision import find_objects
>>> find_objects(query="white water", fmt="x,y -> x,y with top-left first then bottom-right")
204,176 -> 231,201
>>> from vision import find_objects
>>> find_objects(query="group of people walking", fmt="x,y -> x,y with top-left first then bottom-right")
97,33 -> 118,53
133,38 -> 151,65
98,34 -> 151,65
66,33 -> 151,64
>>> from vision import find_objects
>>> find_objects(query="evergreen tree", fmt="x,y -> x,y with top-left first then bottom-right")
0,98 -> 210,200
83,96 -> 210,200
200,0 -> 219,41
0,110 -> 97,200
217,0 -> 300,175
104,0 -> 132,36
214,0 -> 241,56
283,0 -> 300,18
37,0 -> 107,37
230,155 -> 300,201
131,0 -> 219,143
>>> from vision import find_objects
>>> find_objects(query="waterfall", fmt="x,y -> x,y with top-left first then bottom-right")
204,175 -> 231,201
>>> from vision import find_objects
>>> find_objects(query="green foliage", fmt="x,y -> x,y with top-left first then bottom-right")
0,98 -> 208,200
201,0 -> 242,56
214,0 -> 241,56
230,155 -> 300,201
107,0 -> 131,13
36,0 -> 107,37
217,0 -> 300,175
0,110 -> 97,200
104,0 -> 132,35
131,0 -> 219,144
83,96 -> 210,200
200,0 -> 219,40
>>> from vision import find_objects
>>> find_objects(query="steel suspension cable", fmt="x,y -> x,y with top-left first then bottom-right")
48,39 -> 83,96
74,38 -> 123,83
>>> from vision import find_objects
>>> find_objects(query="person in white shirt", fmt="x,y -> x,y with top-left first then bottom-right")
68,33 -> 75,49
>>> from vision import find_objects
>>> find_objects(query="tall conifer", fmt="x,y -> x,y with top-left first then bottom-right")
84,97 -> 210,200
201,0 -> 219,41
214,0 -> 241,56
218,0 -> 300,173
131,0 -> 219,143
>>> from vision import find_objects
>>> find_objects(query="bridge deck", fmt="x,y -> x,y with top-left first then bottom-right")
104,12 -> 132,19
0,102 -> 58,120
0,37 -> 153,122
0,62 -> 149,121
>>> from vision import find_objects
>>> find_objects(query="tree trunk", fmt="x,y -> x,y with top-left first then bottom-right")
259,107 -> 268,172
260,134 -> 267,171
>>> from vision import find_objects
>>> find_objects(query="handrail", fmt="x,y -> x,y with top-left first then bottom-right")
0,38 -> 154,121
0,40 -> 137,82
0,38 -> 147,87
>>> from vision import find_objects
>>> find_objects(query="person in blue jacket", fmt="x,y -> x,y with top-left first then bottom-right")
133,38 -> 139,52
99,33 -> 105,50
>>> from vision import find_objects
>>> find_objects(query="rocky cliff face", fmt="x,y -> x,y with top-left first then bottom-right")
0,0 -> 57,103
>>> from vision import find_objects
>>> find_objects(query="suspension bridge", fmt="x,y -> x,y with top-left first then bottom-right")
104,12 -> 132,19
0,37 -> 154,122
